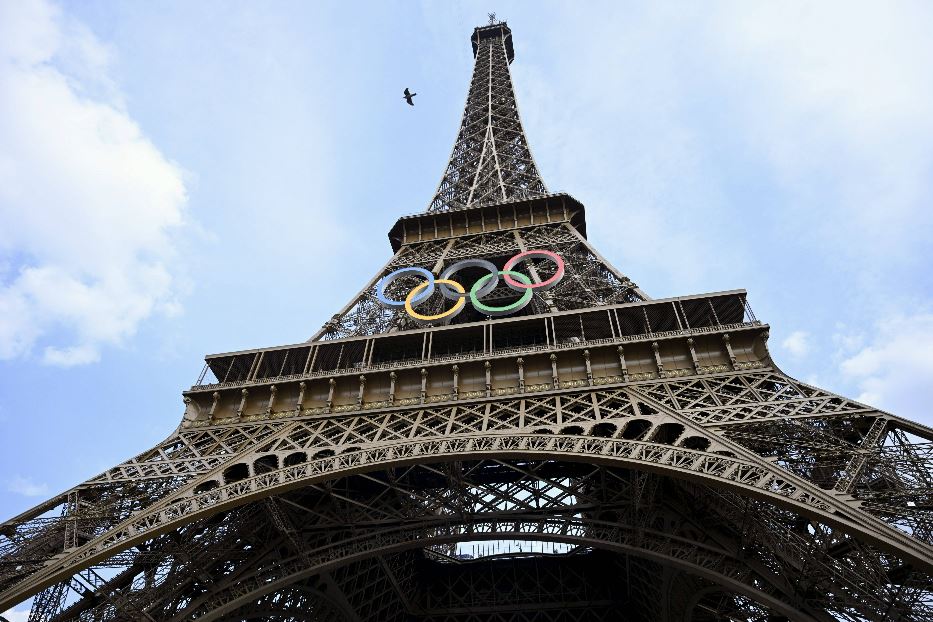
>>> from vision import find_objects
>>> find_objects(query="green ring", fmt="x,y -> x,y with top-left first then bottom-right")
470,270 -> 533,316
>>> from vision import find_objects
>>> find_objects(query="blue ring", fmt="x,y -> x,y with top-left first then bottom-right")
376,267 -> 435,307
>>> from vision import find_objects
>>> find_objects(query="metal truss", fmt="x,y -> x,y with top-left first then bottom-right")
3,17 -> 933,622
2,369 -> 932,620
314,220 -> 644,341
428,22 -> 547,212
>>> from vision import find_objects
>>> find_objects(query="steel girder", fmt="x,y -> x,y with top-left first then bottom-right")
3,18 -> 933,622
2,369 -> 933,619
313,222 -> 644,341
428,23 -> 547,213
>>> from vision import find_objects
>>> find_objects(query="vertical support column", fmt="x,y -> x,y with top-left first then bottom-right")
237,388 -> 249,418
357,375 -> 366,407
247,353 -> 263,381
617,346 -> 629,382
676,300 -> 690,330
209,392 -> 221,417
420,368 -> 428,404
265,385 -> 277,415
485,361 -> 492,397
326,379 -> 336,412
389,372 -> 397,406
723,333 -> 737,370
671,302 -> 684,330
305,347 -> 318,374
517,357 -> 525,392
687,338 -> 701,374
452,365 -> 460,399
296,381 -> 307,412
583,350 -> 593,386
652,342 -> 664,376
550,353 -> 560,389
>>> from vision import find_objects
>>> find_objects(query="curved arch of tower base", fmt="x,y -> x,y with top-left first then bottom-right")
3,18 -> 933,622
4,414 -> 933,620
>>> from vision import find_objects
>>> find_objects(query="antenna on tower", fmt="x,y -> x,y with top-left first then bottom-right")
488,12 -> 497,25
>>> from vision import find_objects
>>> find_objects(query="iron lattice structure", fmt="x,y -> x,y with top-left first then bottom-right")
3,20 -> 933,622
428,22 -> 547,212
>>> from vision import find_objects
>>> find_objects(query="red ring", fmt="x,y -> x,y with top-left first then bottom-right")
502,250 -> 565,289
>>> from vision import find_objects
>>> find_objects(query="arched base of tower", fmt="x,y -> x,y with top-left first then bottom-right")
22,459 -> 930,621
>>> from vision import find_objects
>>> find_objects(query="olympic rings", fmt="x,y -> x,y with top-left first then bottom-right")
470,270 -> 533,316
439,258 -> 499,300
405,279 -> 466,324
504,249 -> 565,291
376,267 -> 434,307
376,249 -> 565,323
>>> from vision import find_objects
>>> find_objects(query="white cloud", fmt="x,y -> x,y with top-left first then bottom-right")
1,609 -> 30,622
6,475 -> 49,497
782,330 -> 810,358
0,0 -> 187,365
840,313 -> 933,425
43,344 -> 99,366
832,326 -> 865,356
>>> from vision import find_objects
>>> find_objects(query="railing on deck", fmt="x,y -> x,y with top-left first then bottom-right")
193,292 -> 760,390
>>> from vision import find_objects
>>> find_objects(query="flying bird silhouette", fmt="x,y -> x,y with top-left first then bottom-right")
403,87 -> 417,106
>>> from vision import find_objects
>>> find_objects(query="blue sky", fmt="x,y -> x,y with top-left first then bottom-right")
2,1 -> 933,614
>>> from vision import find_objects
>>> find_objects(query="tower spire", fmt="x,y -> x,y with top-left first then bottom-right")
428,21 -> 548,212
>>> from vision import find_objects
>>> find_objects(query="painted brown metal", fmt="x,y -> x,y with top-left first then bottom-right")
2,19 -> 932,622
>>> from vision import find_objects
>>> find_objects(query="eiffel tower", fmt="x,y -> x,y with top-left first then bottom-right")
3,19 -> 933,622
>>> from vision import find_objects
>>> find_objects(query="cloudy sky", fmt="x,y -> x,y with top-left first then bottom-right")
2,0 -> 932,615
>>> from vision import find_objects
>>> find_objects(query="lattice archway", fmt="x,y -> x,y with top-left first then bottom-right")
19,454 -> 932,621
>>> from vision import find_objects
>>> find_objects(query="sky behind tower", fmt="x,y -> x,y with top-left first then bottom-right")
2,1 -> 933,615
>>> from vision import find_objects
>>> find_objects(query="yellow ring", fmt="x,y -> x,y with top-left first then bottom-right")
405,279 -> 465,321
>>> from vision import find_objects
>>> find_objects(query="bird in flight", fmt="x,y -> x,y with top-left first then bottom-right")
403,87 -> 417,106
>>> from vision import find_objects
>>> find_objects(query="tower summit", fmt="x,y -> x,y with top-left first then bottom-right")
429,20 -> 547,212
3,20 -> 933,622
